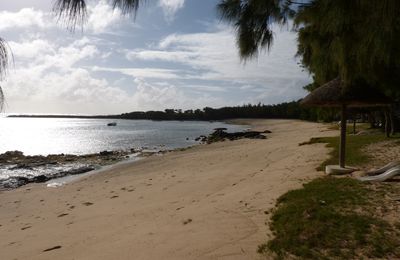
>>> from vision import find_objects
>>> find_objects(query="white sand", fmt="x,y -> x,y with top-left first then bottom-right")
0,119 -> 337,260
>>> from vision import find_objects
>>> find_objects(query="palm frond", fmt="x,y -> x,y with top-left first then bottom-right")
0,38 -> 10,111
112,0 -> 144,15
54,0 -> 145,29
0,86 -> 4,112
0,38 -> 9,80
54,0 -> 87,30
218,0 -> 289,60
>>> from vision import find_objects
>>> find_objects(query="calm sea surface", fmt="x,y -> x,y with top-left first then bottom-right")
0,118 -> 248,189
0,118 -> 248,155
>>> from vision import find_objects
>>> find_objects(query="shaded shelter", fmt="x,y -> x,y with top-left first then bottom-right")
301,78 -> 391,169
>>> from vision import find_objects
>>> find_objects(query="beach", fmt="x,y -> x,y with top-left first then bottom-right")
0,119 -> 337,260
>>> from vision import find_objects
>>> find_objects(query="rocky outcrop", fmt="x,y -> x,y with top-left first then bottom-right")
0,166 -> 96,189
199,129 -> 270,143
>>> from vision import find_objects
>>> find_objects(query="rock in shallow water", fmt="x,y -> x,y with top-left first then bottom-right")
0,166 -> 96,190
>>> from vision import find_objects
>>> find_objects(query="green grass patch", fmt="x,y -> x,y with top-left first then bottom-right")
301,133 -> 391,170
327,123 -> 371,134
259,177 -> 400,259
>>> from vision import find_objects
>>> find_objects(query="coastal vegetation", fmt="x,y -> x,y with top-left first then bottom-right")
300,132 -> 391,171
259,177 -> 400,259
261,126 -> 400,258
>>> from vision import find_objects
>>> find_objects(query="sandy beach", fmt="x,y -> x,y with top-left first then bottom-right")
0,119 -> 337,260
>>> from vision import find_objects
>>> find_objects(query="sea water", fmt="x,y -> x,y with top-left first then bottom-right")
0,117 -> 248,189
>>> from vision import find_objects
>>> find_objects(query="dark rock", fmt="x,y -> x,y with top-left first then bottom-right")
99,151 -> 113,156
204,129 -> 268,143
33,175 -> 50,183
9,164 -> 34,170
263,130 -> 272,133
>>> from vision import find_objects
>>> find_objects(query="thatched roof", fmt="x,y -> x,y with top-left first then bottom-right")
300,78 -> 392,108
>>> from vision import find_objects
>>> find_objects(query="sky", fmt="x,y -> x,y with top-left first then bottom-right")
0,0 -> 311,114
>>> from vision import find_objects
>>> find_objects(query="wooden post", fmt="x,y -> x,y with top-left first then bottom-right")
339,104 -> 347,168
390,105 -> 395,136
384,108 -> 390,138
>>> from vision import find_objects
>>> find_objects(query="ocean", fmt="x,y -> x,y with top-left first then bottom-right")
0,117 -> 248,189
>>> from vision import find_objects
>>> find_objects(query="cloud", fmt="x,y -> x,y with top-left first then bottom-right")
130,78 -> 224,110
1,4 -> 310,114
9,39 -> 54,59
158,0 -> 185,21
93,67 -> 185,79
86,1 -> 124,34
125,24 -> 310,95
0,8 -> 48,31
0,2 -> 125,34
2,37 -> 124,114
2,35 -> 220,113
126,50 -> 197,63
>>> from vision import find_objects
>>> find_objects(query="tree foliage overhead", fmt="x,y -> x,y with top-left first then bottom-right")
0,37 -> 10,111
54,0 -> 144,28
219,0 -> 400,94
217,0 -> 291,59
295,0 -> 400,88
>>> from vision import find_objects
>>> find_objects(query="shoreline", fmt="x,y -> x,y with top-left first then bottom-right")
0,120 -> 252,190
0,119 -> 337,260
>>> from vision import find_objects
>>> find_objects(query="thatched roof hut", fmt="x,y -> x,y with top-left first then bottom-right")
301,78 -> 392,171
301,78 -> 391,108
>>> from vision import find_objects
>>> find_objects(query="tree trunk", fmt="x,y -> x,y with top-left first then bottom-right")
390,106 -> 395,136
384,109 -> 390,138
339,104 -> 347,168
369,112 -> 375,128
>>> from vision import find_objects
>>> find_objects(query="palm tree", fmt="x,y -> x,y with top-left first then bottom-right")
53,0 -> 144,27
218,0 -> 400,88
217,0 -> 307,60
0,38 -> 10,110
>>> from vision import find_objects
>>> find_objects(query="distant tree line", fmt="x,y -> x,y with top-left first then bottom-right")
11,100 -> 400,134
118,101 -> 319,121
9,101 -> 321,121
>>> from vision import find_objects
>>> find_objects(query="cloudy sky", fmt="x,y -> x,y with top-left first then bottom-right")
0,0 -> 310,114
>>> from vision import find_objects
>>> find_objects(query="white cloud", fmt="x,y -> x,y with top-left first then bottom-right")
126,24 -> 310,91
159,0 -> 185,21
130,78 -> 224,111
0,2 -> 125,35
0,8 -> 48,31
9,39 -> 54,59
126,50 -> 197,63
93,67 -> 184,79
2,37 -> 125,114
87,1 -> 124,34
0,3 -> 310,114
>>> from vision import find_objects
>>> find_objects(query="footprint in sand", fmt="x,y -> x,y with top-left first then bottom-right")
57,213 -> 69,218
43,245 -> 62,252
82,202 -> 94,206
21,226 -> 32,230
110,195 -> 119,199
182,219 -> 192,225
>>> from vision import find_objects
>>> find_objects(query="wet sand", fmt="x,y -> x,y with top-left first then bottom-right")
0,119 -> 337,260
